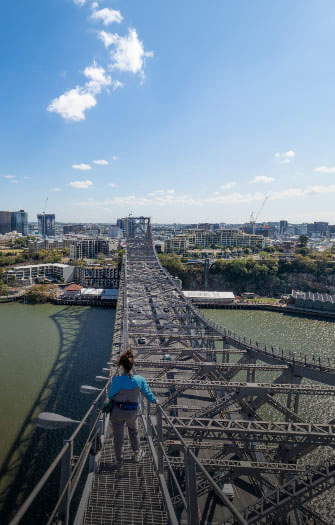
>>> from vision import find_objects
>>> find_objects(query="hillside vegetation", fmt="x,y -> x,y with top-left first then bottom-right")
159,253 -> 335,295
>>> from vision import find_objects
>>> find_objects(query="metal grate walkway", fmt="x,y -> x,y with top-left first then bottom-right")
83,423 -> 168,524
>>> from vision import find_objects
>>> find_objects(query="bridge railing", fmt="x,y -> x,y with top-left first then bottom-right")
9,383 -> 110,525
141,399 -> 248,525
152,243 -> 335,372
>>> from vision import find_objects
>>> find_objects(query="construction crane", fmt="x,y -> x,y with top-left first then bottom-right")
249,196 -> 268,234
40,196 -> 48,238
41,196 -> 48,215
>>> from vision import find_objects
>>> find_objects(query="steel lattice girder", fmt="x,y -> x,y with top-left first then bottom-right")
129,332 -> 223,339
164,440 -> 276,452
133,346 -> 246,355
162,417 -> 335,445
133,359 -> 288,372
148,378 -> 335,396
241,457 -> 335,523
164,456 -> 308,475
224,336 -> 335,378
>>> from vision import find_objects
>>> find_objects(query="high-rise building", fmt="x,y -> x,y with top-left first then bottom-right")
63,224 -> 84,234
70,238 -> 113,259
0,210 -> 28,235
11,210 -> 28,235
109,225 -> 122,238
0,211 -> 13,234
307,222 -> 329,237
116,218 -> 136,237
38,213 -> 56,237
279,220 -> 288,235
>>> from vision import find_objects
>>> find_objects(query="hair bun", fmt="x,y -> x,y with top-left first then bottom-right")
117,349 -> 134,372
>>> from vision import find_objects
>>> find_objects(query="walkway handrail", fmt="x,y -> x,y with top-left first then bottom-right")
9,383 -> 109,525
154,244 -> 335,372
148,402 -> 248,525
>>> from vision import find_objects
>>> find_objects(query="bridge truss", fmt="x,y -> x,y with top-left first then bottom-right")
116,218 -> 335,524
11,217 -> 335,524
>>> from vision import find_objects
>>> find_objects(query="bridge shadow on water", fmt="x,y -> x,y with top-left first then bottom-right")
0,305 -> 115,524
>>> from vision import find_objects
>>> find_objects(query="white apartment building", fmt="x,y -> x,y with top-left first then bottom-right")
164,229 -> 267,254
5,263 -> 74,284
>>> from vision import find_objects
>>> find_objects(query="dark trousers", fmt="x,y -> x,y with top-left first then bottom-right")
111,408 -> 139,461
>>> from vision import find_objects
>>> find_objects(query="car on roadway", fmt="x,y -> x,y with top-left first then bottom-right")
138,337 -> 146,345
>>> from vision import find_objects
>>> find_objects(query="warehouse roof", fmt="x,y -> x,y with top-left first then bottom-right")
183,291 -> 235,299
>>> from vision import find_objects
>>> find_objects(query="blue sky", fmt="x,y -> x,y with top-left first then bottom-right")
1,0 -> 335,224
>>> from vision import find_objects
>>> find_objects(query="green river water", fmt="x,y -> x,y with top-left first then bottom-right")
203,308 -> 335,519
0,304 -> 334,521
0,302 -> 115,523
204,308 -> 335,424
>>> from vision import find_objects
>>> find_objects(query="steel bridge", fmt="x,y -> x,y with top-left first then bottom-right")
11,216 -> 335,524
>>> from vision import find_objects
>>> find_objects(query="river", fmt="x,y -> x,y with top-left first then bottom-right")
203,308 -> 335,422
0,302 -> 115,523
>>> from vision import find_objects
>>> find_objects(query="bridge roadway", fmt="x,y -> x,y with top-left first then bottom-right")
82,218 -> 335,525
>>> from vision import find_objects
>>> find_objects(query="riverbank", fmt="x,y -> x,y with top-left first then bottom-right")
197,300 -> 335,319
52,297 -> 116,307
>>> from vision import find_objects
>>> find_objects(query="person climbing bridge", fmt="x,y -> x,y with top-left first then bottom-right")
106,349 -> 158,465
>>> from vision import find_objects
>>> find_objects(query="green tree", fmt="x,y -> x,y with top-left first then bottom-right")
0,283 -> 9,296
298,235 -> 309,247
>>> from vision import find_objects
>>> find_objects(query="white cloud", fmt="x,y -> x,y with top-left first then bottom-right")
280,159 -> 290,164
93,159 -> 109,165
269,184 -> 335,200
207,192 -> 265,205
75,190 -> 199,208
50,187 -> 62,192
100,28 -> 153,76
73,0 -> 86,6
91,7 -> 123,26
73,183 -> 335,211
9,179 -> 18,184
111,155 -> 118,161
284,150 -> 295,158
220,181 -> 236,190
275,150 -> 296,160
3,174 -> 16,179
99,30 -> 116,48
251,176 -> 275,184
72,163 -> 92,170
111,80 -> 123,90
147,189 -> 165,195
69,180 -> 93,189
108,183 -> 117,187
315,166 -> 335,173
47,62 -> 119,121
47,87 -> 97,121
84,63 -> 112,94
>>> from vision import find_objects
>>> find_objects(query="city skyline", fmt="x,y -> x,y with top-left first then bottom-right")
2,1 -> 335,222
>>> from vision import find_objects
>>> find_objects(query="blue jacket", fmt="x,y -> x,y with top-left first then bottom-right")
108,373 -> 157,403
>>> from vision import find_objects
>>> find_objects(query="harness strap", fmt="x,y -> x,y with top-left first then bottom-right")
113,401 -> 138,410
